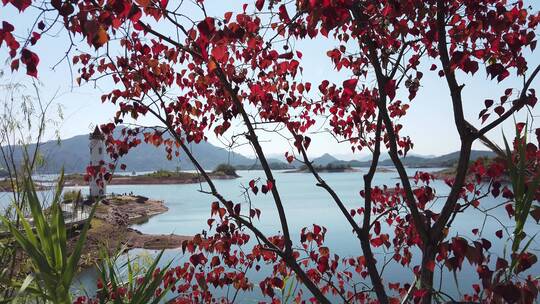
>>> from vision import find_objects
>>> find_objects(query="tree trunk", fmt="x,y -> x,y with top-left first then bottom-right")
420,245 -> 436,304
359,231 -> 389,304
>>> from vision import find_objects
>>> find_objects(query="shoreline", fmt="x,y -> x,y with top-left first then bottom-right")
282,166 -> 396,174
64,173 -> 238,187
284,168 -> 359,173
69,195 -> 192,269
0,172 -> 240,192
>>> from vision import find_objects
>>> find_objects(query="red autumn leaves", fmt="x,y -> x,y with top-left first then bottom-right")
6,0 -> 30,11
2,0 -> 540,302
248,179 -> 273,195
20,48 -> 39,77
0,21 -> 39,77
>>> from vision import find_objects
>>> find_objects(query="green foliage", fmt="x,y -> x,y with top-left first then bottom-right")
0,172 -> 96,303
63,190 -> 82,203
95,248 -> 177,304
213,164 -> 238,176
299,162 -> 352,172
281,275 -> 299,304
142,169 -> 194,179
502,122 -> 540,274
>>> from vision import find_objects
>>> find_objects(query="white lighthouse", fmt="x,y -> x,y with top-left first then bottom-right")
89,126 -> 106,198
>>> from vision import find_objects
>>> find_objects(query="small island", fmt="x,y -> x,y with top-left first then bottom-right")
63,164 -> 240,188
285,163 -> 358,173
0,165 -> 240,192
234,161 -> 295,170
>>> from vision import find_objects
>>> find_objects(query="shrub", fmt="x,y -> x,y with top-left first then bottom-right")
213,164 -> 238,176
0,173 -> 96,304
63,189 -> 81,203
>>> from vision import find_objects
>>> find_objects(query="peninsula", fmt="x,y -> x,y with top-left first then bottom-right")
69,195 -> 192,268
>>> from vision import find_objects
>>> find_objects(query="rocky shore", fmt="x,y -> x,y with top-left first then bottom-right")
69,195 -> 191,268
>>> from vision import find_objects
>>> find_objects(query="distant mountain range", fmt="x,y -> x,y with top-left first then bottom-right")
1,131 -> 253,173
329,150 -> 496,168
0,130 -> 496,174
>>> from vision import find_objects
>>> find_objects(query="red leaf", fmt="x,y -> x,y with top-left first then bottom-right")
464,60 -> 479,75
493,283 -> 521,303
494,106 -> 505,117
9,0 -> 31,11
384,79 -> 397,100
505,203 -> 514,217
189,253 -> 207,266
381,5 -> 392,17
342,78 -> 357,96
425,260 -> 435,272
20,48 -> 39,77
496,258 -> 508,270
531,207 -> 540,223
211,44 -> 228,62
373,220 -> 381,235
224,12 -> 232,23
370,237 -> 384,247
197,17 -> 215,38
10,59 -> 19,71
278,52 -> 293,59
451,237 -> 468,258
92,27 -> 109,48
514,252 -> 537,273
266,180 -> 273,191
255,0 -> 264,11
317,256 -> 329,273
313,224 -> 321,235
486,63 -> 505,80
285,152 -> 294,163
498,69 -> 510,82
210,256 -> 220,267
2,21 -> 14,32
30,32 -> 41,45
278,5 -> 290,22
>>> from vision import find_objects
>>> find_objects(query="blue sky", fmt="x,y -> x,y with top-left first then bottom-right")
1,1 -> 539,160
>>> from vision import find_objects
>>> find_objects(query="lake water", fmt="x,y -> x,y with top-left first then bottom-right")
2,168 -> 538,301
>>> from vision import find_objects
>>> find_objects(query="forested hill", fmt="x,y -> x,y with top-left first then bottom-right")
0,132 -> 253,173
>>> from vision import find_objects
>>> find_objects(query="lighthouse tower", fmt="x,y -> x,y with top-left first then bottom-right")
89,126 -> 106,198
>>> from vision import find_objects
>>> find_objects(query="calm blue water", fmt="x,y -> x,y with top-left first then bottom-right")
2,169 -> 538,301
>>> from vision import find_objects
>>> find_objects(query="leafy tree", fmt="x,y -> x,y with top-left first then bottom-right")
2,0 -> 540,303
213,163 -> 238,176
